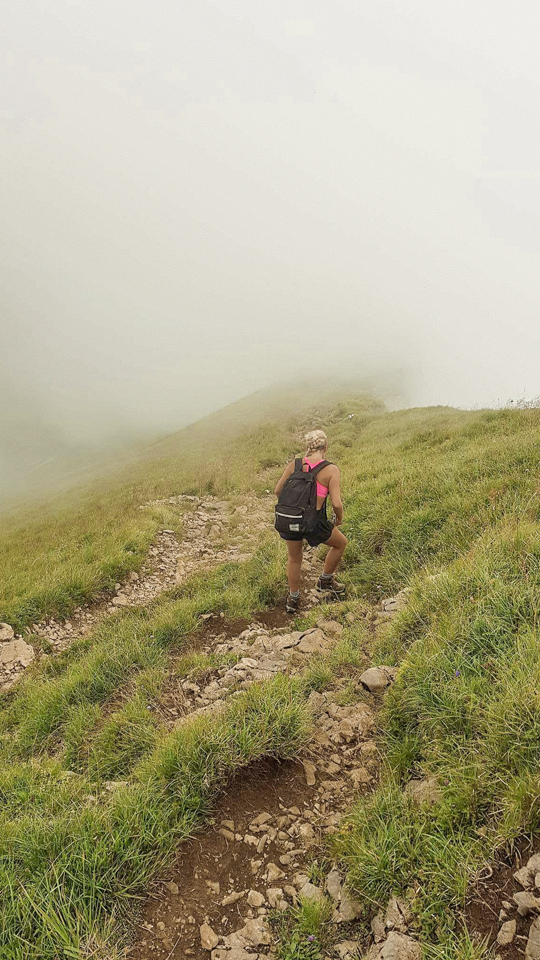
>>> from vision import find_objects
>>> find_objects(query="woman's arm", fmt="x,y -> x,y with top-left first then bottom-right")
275,460 -> 295,496
328,467 -> 343,524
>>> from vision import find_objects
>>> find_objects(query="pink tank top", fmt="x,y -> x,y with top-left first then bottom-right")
304,459 -> 329,499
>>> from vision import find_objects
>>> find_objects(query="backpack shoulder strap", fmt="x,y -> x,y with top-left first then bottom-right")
294,458 -> 304,473
311,459 -> 332,476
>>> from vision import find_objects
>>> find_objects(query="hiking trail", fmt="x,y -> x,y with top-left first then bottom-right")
0,494 -> 272,691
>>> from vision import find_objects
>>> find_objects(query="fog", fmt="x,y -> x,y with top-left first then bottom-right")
2,1 -> 540,492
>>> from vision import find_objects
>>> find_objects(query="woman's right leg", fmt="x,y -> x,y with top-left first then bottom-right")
321,527 -> 348,576
286,539 -> 303,593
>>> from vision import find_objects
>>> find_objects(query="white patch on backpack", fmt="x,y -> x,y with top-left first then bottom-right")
289,523 -> 301,532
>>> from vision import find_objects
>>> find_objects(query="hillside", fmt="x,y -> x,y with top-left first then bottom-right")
1,390 -> 540,959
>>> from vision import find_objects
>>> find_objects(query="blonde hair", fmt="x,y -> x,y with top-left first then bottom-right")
304,429 -> 328,457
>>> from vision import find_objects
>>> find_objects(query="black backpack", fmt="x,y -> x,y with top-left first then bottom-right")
274,459 -> 330,536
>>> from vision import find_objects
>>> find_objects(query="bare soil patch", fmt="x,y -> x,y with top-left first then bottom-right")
464,839 -> 540,958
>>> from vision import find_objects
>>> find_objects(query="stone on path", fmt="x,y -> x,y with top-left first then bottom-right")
366,932 -> 422,960
385,897 -> 412,932
164,880 -> 179,894
247,890 -> 265,907
0,623 -> 14,642
224,917 -> 271,948
297,629 -> 329,654
325,868 -> 342,900
497,919 -> 516,945
317,619 -> 344,636
333,892 -> 362,922
527,917 -> 540,960
302,760 -> 317,786
514,891 -> 540,916
359,666 -> 397,693
297,881 -> 323,903
0,637 -> 34,666
200,923 -> 219,950
336,941 -> 359,959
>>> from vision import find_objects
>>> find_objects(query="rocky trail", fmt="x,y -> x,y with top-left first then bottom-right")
0,494 -> 272,691
126,590 -> 421,960
1,493 -> 425,959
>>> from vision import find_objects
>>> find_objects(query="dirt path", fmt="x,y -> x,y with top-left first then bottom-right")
124,593 -> 418,960
0,494 -> 273,691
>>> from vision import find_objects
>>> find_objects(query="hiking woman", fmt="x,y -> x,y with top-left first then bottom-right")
274,430 -> 347,613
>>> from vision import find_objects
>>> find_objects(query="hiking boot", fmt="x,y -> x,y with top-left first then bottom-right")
285,593 -> 300,614
316,575 -> 346,600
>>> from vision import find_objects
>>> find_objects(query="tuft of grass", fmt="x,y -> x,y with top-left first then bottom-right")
0,672 -> 313,959
273,896 -> 333,960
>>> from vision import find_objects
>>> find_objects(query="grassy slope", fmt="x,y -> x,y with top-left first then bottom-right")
3,391 -> 540,957
333,404 -> 540,957
0,381 -> 380,631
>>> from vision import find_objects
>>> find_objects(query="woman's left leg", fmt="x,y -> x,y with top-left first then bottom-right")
286,540 -> 303,594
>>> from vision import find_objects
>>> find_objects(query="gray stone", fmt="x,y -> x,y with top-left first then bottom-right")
298,882 -> 324,903
527,854 -> 540,874
164,880 -> 179,894
335,942 -> 359,959
359,667 -> 396,694
0,638 -> 34,666
497,920 -> 516,946
275,632 -> 303,650
373,932 -> 422,960
222,891 -> 244,905
515,866 -> 534,889
317,619 -> 344,636
302,760 -> 317,786
265,863 -> 284,884
515,891 -> 540,916
266,887 -> 287,910
112,594 -> 129,606
219,828 -> 235,842
200,923 -> 219,950
297,629 -> 328,654
247,890 -> 265,907
334,892 -> 362,922
224,918 -> 271,948
527,917 -> 540,960
371,913 -> 387,941
0,623 -> 15,642
382,590 -> 410,614
325,868 -> 343,900
385,897 -> 411,932
298,823 -> 316,844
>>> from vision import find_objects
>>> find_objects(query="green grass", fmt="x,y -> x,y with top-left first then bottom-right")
0,526 -> 369,958
6,387 -> 540,955
0,385 -> 380,632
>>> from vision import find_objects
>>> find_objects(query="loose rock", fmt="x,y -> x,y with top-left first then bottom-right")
200,923 -> 219,950
359,667 -> 396,694
497,919 -> 516,946
527,917 -> 540,960
514,891 -> 540,916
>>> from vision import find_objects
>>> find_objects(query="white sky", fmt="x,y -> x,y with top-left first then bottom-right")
2,0 -> 540,441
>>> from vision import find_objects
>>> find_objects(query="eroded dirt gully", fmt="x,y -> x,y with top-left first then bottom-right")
464,841 -> 540,959
125,590 -> 417,960
0,494 -> 272,690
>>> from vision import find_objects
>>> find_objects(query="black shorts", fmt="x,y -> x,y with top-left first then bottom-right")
279,513 -> 334,548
